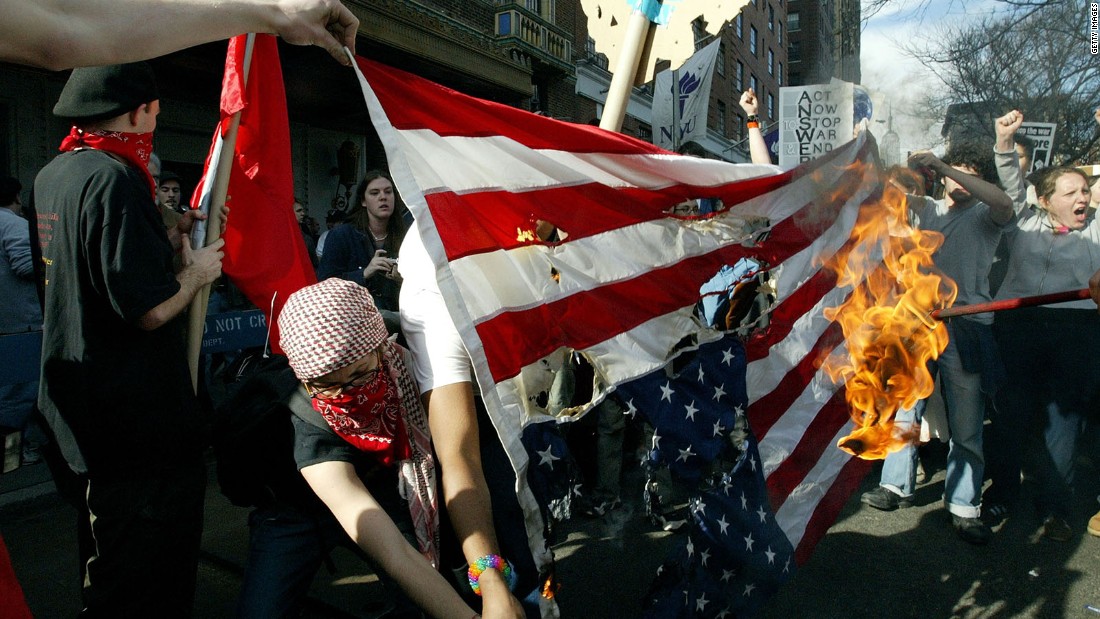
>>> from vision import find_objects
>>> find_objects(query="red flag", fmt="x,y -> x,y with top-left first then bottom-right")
193,34 -> 316,353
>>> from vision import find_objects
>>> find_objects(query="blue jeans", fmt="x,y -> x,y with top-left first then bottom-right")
880,336 -> 986,518
237,506 -> 348,619
879,399 -> 925,499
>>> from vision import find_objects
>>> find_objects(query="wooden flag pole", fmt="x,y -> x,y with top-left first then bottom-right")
599,5 -> 659,133
930,288 -> 1091,320
186,33 -> 256,393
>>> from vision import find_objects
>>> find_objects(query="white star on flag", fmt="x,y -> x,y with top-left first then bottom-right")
536,445 -> 559,468
684,401 -> 698,421
660,382 -> 675,402
713,383 -> 727,401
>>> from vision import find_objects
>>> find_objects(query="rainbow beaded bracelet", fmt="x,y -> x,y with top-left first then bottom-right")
467,554 -> 518,596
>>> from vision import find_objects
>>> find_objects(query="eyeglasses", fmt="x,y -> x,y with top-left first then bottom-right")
305,350 -> 382,400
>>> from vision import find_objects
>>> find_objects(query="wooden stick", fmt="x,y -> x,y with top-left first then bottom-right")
186,33 -> 255,393
599,7 -> 657,133
930,288 -> 1091,320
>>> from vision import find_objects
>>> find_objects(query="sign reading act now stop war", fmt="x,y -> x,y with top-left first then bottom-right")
778,81 -> 854,169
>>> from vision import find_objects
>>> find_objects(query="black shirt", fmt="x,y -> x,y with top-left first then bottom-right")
34,149 -> 201,477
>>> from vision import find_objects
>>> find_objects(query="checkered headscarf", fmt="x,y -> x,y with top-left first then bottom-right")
278,278 -> 389,380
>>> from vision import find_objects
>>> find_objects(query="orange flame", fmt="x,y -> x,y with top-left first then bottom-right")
820,176 -> 957,460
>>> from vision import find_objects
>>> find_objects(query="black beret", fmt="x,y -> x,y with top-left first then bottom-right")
53,62 -> 159,121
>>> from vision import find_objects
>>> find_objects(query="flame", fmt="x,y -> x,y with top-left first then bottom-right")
820,175 -> 957,460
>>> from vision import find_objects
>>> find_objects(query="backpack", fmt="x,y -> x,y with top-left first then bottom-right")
210,350 -> 308,508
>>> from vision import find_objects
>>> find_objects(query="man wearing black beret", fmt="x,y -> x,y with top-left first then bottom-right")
33,62 -> 225,617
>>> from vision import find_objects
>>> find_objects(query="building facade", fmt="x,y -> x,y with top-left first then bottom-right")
786,0 -> 860,87
0,0 -> 808,219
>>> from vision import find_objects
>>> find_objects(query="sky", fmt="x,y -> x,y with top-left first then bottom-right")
858,0 -> 1008,156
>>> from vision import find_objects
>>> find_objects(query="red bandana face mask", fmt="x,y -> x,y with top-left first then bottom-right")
59,127 -> 157,197
310,361 -> 411,466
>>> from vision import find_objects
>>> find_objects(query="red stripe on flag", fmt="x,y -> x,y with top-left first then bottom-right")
360,58 -> 670,154
425,174 -> 791,260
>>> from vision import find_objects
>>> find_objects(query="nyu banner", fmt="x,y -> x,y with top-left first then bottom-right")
653,38 -> 723,151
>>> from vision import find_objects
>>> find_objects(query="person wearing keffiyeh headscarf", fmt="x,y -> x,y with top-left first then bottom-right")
278,278 -> 478,619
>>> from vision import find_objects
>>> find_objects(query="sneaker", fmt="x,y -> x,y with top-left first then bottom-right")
1041,516 -> 1072,542
952,515 -> 992,545
860,486 -> 912,511
1089,510 -> 1100,538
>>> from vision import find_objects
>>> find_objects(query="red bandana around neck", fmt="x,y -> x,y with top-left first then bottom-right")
310,358 -> 412,466
59,127 -> 157,197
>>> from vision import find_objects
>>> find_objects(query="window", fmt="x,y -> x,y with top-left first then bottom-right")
735,61 -> 744,92
734,113 -> 744,143
768,5 -> 775,31
715,100 -> 727,133
789,40 -> 801,63
778,22 -> 783,44
750,26 -> 758,55
716,43 -> 725,76
767,92 -> 775,119
777,62 -> 783,85
750,74 -> 758,94
768,49 -> 774,75
788,12 -> 800,31
638,124 -> 652,142
735,14 -> 743,38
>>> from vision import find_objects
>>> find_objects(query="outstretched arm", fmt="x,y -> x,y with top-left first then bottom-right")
908,151 -> 1015,224
302,460 -> 479,619
424,382 -> 525,619
738,89 -> 772,165
0,0 -> 358,70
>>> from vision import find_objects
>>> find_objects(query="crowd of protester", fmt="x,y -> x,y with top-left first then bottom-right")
861,107 -> 1100,547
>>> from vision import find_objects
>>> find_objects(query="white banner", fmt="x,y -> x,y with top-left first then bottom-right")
778,79 -> 854,169
652,38 -> 723,151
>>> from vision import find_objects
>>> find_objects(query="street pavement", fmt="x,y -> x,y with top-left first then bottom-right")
3,440 -> 1100,618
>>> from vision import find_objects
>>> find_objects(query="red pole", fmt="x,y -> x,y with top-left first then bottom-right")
930,288 -> 1091,320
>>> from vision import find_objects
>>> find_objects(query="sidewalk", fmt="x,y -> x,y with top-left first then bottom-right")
0,456 -> 676,618
4,443 -> 1100,618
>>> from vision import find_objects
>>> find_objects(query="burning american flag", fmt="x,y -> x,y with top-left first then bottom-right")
345,55 -> 922,614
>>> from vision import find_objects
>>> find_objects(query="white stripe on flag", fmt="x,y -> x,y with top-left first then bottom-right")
397,129 -> 781,195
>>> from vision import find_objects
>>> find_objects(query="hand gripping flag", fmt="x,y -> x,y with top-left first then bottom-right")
348,56 -> 881,613
192,34 -> 317,352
